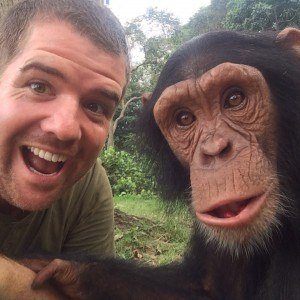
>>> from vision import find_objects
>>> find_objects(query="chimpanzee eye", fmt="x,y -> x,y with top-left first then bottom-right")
223,87 -> 246,110
175,110 -> 195,127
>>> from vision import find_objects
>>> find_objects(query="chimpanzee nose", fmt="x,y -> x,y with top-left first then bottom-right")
201,135 -> 232,156
199,134 -> 233,167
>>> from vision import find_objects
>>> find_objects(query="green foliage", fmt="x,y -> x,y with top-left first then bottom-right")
185,0 -> 227,38
113,106 -> 140,153
225,0 -> 300,31
115,194 -> 192,265
101,147 -> 155,195
184,0 -> 300,37
113,8 -> 184,151
126,7 -> 182,92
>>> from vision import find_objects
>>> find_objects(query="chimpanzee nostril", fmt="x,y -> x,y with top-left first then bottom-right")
219,142 -> 232,158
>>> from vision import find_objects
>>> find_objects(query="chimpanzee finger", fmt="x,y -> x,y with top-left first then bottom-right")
19,257 -> 53,272
31,259 -> 63,289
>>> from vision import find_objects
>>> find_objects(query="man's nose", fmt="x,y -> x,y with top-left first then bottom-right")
40,98 -> 82,142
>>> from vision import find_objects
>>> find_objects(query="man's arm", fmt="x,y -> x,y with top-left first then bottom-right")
0,256 -> 63,299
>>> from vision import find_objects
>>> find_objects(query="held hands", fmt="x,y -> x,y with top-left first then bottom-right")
21,258 -> 88,300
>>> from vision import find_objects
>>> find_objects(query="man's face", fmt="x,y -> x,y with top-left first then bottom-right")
0,19 -> 126,211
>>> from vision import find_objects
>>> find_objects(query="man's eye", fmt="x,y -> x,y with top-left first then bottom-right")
84,102 -> 104,115
30,82 -> 51,94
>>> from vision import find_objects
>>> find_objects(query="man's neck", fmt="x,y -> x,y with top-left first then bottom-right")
0,198 -> 30,220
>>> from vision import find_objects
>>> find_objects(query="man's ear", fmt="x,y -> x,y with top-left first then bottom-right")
276,27 -> 300,56
141,92 -> 152,106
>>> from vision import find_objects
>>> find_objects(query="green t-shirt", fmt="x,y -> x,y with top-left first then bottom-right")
0,159 -> 115,259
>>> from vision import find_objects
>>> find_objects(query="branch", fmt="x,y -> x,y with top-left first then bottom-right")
131,62 -> 147,73
112,96 -> 140,133
131,60 -> 157,73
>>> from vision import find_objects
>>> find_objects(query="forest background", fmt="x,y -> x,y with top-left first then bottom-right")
0,0 -> 299,264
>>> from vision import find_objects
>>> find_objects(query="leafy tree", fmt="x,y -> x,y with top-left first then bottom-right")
126,8 -> 182,91
225,0 -> 300,31
101,147 -> 155,195
184,0 -> 227,38
184,0 -> 299,35
111,8 -> 182,152
107,96 -> 141,149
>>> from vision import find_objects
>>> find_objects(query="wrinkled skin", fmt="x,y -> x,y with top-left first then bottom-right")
20,258 -> 86,299
154,63 -> 279,253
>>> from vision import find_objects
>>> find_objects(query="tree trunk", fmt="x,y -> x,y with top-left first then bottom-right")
106,96 -> 140,149
107,121 -> 115,148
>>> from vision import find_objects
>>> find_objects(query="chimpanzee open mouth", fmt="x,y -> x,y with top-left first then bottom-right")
202,192 -> 266,221
22,146 -> 67,176
207,198 -> 253,218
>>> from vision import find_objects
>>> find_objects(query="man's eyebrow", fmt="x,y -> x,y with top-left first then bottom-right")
20,62 -> 66,81
20,62 -> 121,103
93,88 -> 121,104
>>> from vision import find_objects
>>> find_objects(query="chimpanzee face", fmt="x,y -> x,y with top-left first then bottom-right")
154,63 -> 282,254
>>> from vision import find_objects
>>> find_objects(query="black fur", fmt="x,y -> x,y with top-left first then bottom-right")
74,31 -> 300,300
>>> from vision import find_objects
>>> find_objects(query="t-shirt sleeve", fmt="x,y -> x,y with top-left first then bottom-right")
62,159 -> 115,258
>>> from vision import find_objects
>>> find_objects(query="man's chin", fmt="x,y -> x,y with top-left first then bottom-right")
9,190 -> 63,212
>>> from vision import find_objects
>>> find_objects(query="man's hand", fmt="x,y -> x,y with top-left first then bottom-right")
21,258 -> 88,300
0,256 -> 63,299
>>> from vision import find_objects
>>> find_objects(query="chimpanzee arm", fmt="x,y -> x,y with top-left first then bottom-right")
25,258 -> 210,300
80,258 -> 209,299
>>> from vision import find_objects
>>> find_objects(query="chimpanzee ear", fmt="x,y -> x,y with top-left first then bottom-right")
141,92 -> 152,106
276,27 -> 300,56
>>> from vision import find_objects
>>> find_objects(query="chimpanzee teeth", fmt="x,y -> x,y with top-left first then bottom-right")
27,146 -> 67,163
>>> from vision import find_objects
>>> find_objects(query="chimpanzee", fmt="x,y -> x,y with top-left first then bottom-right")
23,28 -> 300,300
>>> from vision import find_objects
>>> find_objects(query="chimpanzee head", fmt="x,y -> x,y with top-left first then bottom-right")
140,28 -> 300,256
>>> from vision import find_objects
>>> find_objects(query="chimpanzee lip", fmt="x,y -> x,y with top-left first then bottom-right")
196,193 -> 266,228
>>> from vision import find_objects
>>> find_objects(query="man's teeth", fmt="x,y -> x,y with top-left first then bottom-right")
28,146 -> 67,163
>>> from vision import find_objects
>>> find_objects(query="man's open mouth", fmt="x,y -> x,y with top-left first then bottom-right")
22,146 -> 67,176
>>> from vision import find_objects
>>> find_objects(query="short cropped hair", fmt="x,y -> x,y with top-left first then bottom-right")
0,0 -> 129,81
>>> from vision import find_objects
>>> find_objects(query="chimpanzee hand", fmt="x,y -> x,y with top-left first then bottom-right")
21,258 -> 88,300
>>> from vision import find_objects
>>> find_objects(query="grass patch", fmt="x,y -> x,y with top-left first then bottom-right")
114,194 -> 192,266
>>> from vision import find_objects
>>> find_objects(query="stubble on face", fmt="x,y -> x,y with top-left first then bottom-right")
0,19 -> 126,215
